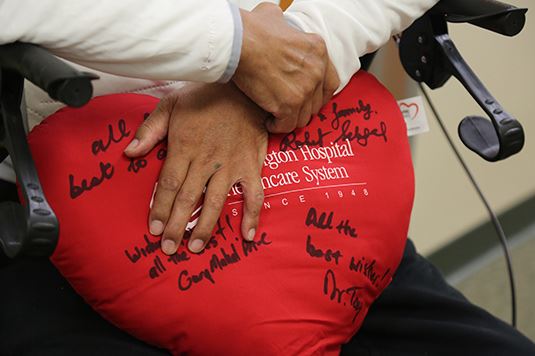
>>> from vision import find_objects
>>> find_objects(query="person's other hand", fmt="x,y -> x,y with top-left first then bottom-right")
124,83 -> 268,255
234,2 -> 340,134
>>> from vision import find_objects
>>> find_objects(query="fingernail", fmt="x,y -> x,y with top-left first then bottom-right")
189,239 -> 205,253
161,239 -> 177,255
125,138 -> 139,152
247,228 -> 256,241
150,220 -> 164,235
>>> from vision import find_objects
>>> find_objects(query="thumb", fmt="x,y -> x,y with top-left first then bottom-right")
124,101 -> 171,157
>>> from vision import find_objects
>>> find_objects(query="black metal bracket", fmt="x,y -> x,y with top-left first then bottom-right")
399,0 -> 527,161
0,43 -> 98,257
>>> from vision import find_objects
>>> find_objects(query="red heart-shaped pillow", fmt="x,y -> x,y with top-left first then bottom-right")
27,71 -> 414,355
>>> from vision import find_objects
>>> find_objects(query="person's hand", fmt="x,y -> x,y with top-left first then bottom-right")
124,83 -> 268,255
234,2 -> 340,134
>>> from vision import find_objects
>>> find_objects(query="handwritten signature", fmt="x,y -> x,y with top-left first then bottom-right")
323,269 -> 363,323
280,98 -> 386,152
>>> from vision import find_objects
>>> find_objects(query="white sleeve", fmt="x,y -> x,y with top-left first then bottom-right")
284,0 -> 440,92
0,0 -> 242,82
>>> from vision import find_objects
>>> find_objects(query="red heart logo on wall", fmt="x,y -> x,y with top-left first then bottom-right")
399,102 -> 419,120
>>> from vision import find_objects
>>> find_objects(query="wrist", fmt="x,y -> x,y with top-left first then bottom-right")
236,9 -> 255,76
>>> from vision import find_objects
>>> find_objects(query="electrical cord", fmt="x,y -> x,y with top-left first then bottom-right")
418,83 -> 517,328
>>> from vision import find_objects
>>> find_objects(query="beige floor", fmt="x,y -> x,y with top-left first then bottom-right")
448,224 -> 535,342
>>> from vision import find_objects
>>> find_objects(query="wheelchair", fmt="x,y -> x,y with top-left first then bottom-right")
0,0 -> 530,354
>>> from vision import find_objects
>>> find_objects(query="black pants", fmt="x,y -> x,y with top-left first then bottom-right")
1,184 -> 535,355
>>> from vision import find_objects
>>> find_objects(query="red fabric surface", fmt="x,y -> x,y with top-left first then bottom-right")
27,71 -> 414,355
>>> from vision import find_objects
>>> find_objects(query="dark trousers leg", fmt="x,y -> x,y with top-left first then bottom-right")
3,243 -> 534,356
0,180 -> 168,356
341,239 -> 535,356
3,180 -> 534,355
0,257 -> 169,356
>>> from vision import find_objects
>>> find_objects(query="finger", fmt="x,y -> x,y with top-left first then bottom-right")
124,102 -> 170,157
266,114 -> 298,134
296,99 -> 312,129
188,173 -> 232,253
322,60 -> 340,106
239,174 -> 264,242
149,154 -> 189,236
160,163 -> 211,255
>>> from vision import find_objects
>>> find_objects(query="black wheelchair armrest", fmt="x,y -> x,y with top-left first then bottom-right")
399,0 -> 527,162
433,0 -> 527,37
0,43 -> 98,107
0,42 -> 98,258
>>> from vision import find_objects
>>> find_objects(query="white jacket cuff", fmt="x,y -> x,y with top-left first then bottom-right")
218,2 -> 243,82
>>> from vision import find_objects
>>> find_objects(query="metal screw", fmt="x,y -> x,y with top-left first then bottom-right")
417,35 -> 425,44
421,56 -> 428,64
415,69 -> 422,78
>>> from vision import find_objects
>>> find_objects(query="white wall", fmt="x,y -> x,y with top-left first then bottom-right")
372,0 -> 535,255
